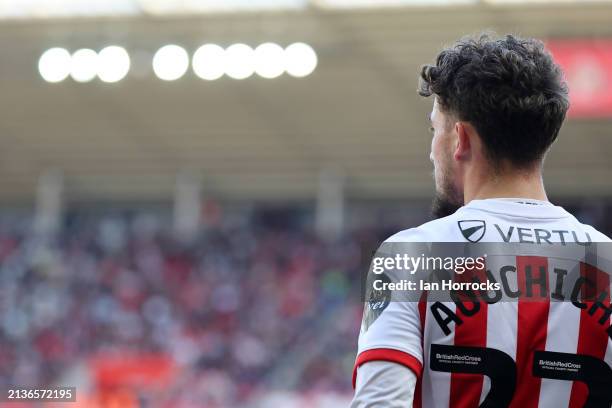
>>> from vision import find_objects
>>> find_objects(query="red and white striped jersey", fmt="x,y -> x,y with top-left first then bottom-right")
353,198 -> 612,408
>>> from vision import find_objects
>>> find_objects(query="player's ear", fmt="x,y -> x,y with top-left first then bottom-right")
453,121 -> 471,162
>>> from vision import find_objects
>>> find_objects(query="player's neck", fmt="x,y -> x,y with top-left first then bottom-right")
464,163 -> 548,204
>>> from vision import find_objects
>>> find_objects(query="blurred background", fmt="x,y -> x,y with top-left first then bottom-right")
0,0 -> 611,406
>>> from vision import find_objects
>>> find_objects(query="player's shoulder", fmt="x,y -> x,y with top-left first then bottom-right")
385,201 -> 612,243
573,220 -> 612,242
559,208 -> 611,242
385,209 -> 468,243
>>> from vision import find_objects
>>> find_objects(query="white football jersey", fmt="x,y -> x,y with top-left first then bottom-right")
354,198 -> 612,408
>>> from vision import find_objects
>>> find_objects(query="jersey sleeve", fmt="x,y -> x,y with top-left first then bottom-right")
353,301 -> 424,387
351,360 -> 417,408
353,229 -> 425,388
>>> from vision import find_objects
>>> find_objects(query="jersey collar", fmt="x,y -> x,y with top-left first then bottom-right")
463,198 -> 570,219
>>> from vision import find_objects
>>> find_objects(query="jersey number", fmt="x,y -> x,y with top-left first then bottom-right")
430,344 -> 612,408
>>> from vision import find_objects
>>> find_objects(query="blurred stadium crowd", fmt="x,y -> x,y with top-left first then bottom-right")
0,206 -> 399,407
0,200 -> 608,407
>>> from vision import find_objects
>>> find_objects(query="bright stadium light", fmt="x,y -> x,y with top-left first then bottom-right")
38,47 -> 71,83
97,46 -> 130,83
153,45 -> 189,81
225,43 -> 255,80
284,42 -> 317,78
254,43 -> 285,79
70,48 -> 98,82
192,44 -> 225,80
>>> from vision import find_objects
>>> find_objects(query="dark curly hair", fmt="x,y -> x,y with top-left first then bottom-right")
419,33 -> 569,167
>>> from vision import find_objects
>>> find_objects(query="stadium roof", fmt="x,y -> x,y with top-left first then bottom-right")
3,1 -> 610,20
0,2 -> 611,202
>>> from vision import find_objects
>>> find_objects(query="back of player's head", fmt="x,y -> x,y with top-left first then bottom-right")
418,33 -> 569,168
